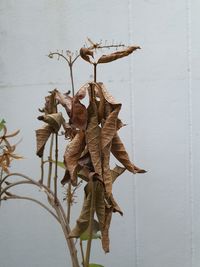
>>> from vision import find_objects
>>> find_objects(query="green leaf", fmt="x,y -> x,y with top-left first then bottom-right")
89,264 -> 104,267
80,219 -> 101,241
51,160 -> 65,169
80,231 -> 101,241
0,119 -> 6,132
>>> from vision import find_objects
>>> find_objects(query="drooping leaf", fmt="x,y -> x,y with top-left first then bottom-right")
76,83 -> 88,100
55,89 -> 72,116
69,184 -> 91,238
101,103 -> 121,150
61,169 -> 70,186
44,90 -> 57,114
95,181 -> 105,231
95,83 -> 117,106
77,167 -> 90,182
37,112 -> 64,133
80,219 -> 101,241
111,165 -> 126,183
35,125 -> 51,157
86,85 -> 102,177
111,133 -> 146,174
102,207 -> 113,253
109,194 -> 123,215
62,122 -> 77,140
97,46 -> 140,64
64,131 -> 85,185
70,96 -> 87,130
102,142 -> 112,197
80,47 -> 94,63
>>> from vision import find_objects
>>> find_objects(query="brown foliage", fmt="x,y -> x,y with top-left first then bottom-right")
97,46 -> 141,64
35,80 -> 145,254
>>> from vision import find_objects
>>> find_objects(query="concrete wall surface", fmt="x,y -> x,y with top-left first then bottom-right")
0,1 -> 199,267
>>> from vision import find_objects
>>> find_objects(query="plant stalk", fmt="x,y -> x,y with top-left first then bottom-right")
69,63 -> 75,96
47,134 -> 54,188
93,63 -> 97,83
54,133 -> 58,203
40,155 -> 44,184
84,180 -> 97,267
0,169 -> 3,206
80,240 -> 85,267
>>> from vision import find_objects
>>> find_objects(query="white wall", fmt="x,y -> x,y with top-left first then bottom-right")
0,1 -> 199,267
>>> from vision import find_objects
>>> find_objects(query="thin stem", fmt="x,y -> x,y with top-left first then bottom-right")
39,155 -> 44,184
54,133 -> 58,203
67,182 -> 72,223
48,52 -> 70,64
0,169 -> 3,206
0,177 -> 80,267
2,195 -> 59,222
54,205 -> 80,267
84,181 -> 97,267
80,240 -> 85,267
69,63 -> 75,96
93,63 -> 97,83
47,134 -> 54,188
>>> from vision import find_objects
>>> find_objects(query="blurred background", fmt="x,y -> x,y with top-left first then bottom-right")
0,1 -> 199,267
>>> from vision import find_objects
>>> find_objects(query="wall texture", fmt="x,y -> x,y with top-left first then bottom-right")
0,1 -> 199,267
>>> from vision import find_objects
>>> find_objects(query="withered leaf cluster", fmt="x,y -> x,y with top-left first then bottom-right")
35,82 -> 145,253
80,46 -> 141,65
0,125 -> 22,173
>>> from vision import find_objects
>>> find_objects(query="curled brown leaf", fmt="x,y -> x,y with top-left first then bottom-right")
37,112 -> 64,133
35,125 -> 52,157
86,85 -> 102,177
97,46 -> 141,64
70,96 -> 87,130
64,131 -> 85,185
80,47 -> 94,63
111,133 -> 146,174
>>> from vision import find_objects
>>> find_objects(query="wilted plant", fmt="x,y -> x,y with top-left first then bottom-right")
0,39 -> 146,267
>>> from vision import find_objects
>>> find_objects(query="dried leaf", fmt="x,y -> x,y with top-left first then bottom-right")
97,46 -> 140,64
77,167 -> 90,182
102,207 -> 113,253
69,187 -> 91,238
55,90 -> 72,116
64,131 -> 85,185
111,134 -> 146,174
86,86 -> 102,177
44,91 -> 57,114
102,142 -> 112,197
95,181 -> 105,231
109,194 -> 123,215
35,125 -> 51,157
111,165 -> 126,183
95,83 -> 117,105
80,47 -> 94,63
62,122 -> 77,140
37,112 -> 64,133
70,96 -> 87,130
76,83 -> 88,100
61,169 -> 70,186
101,104 -> 121,150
